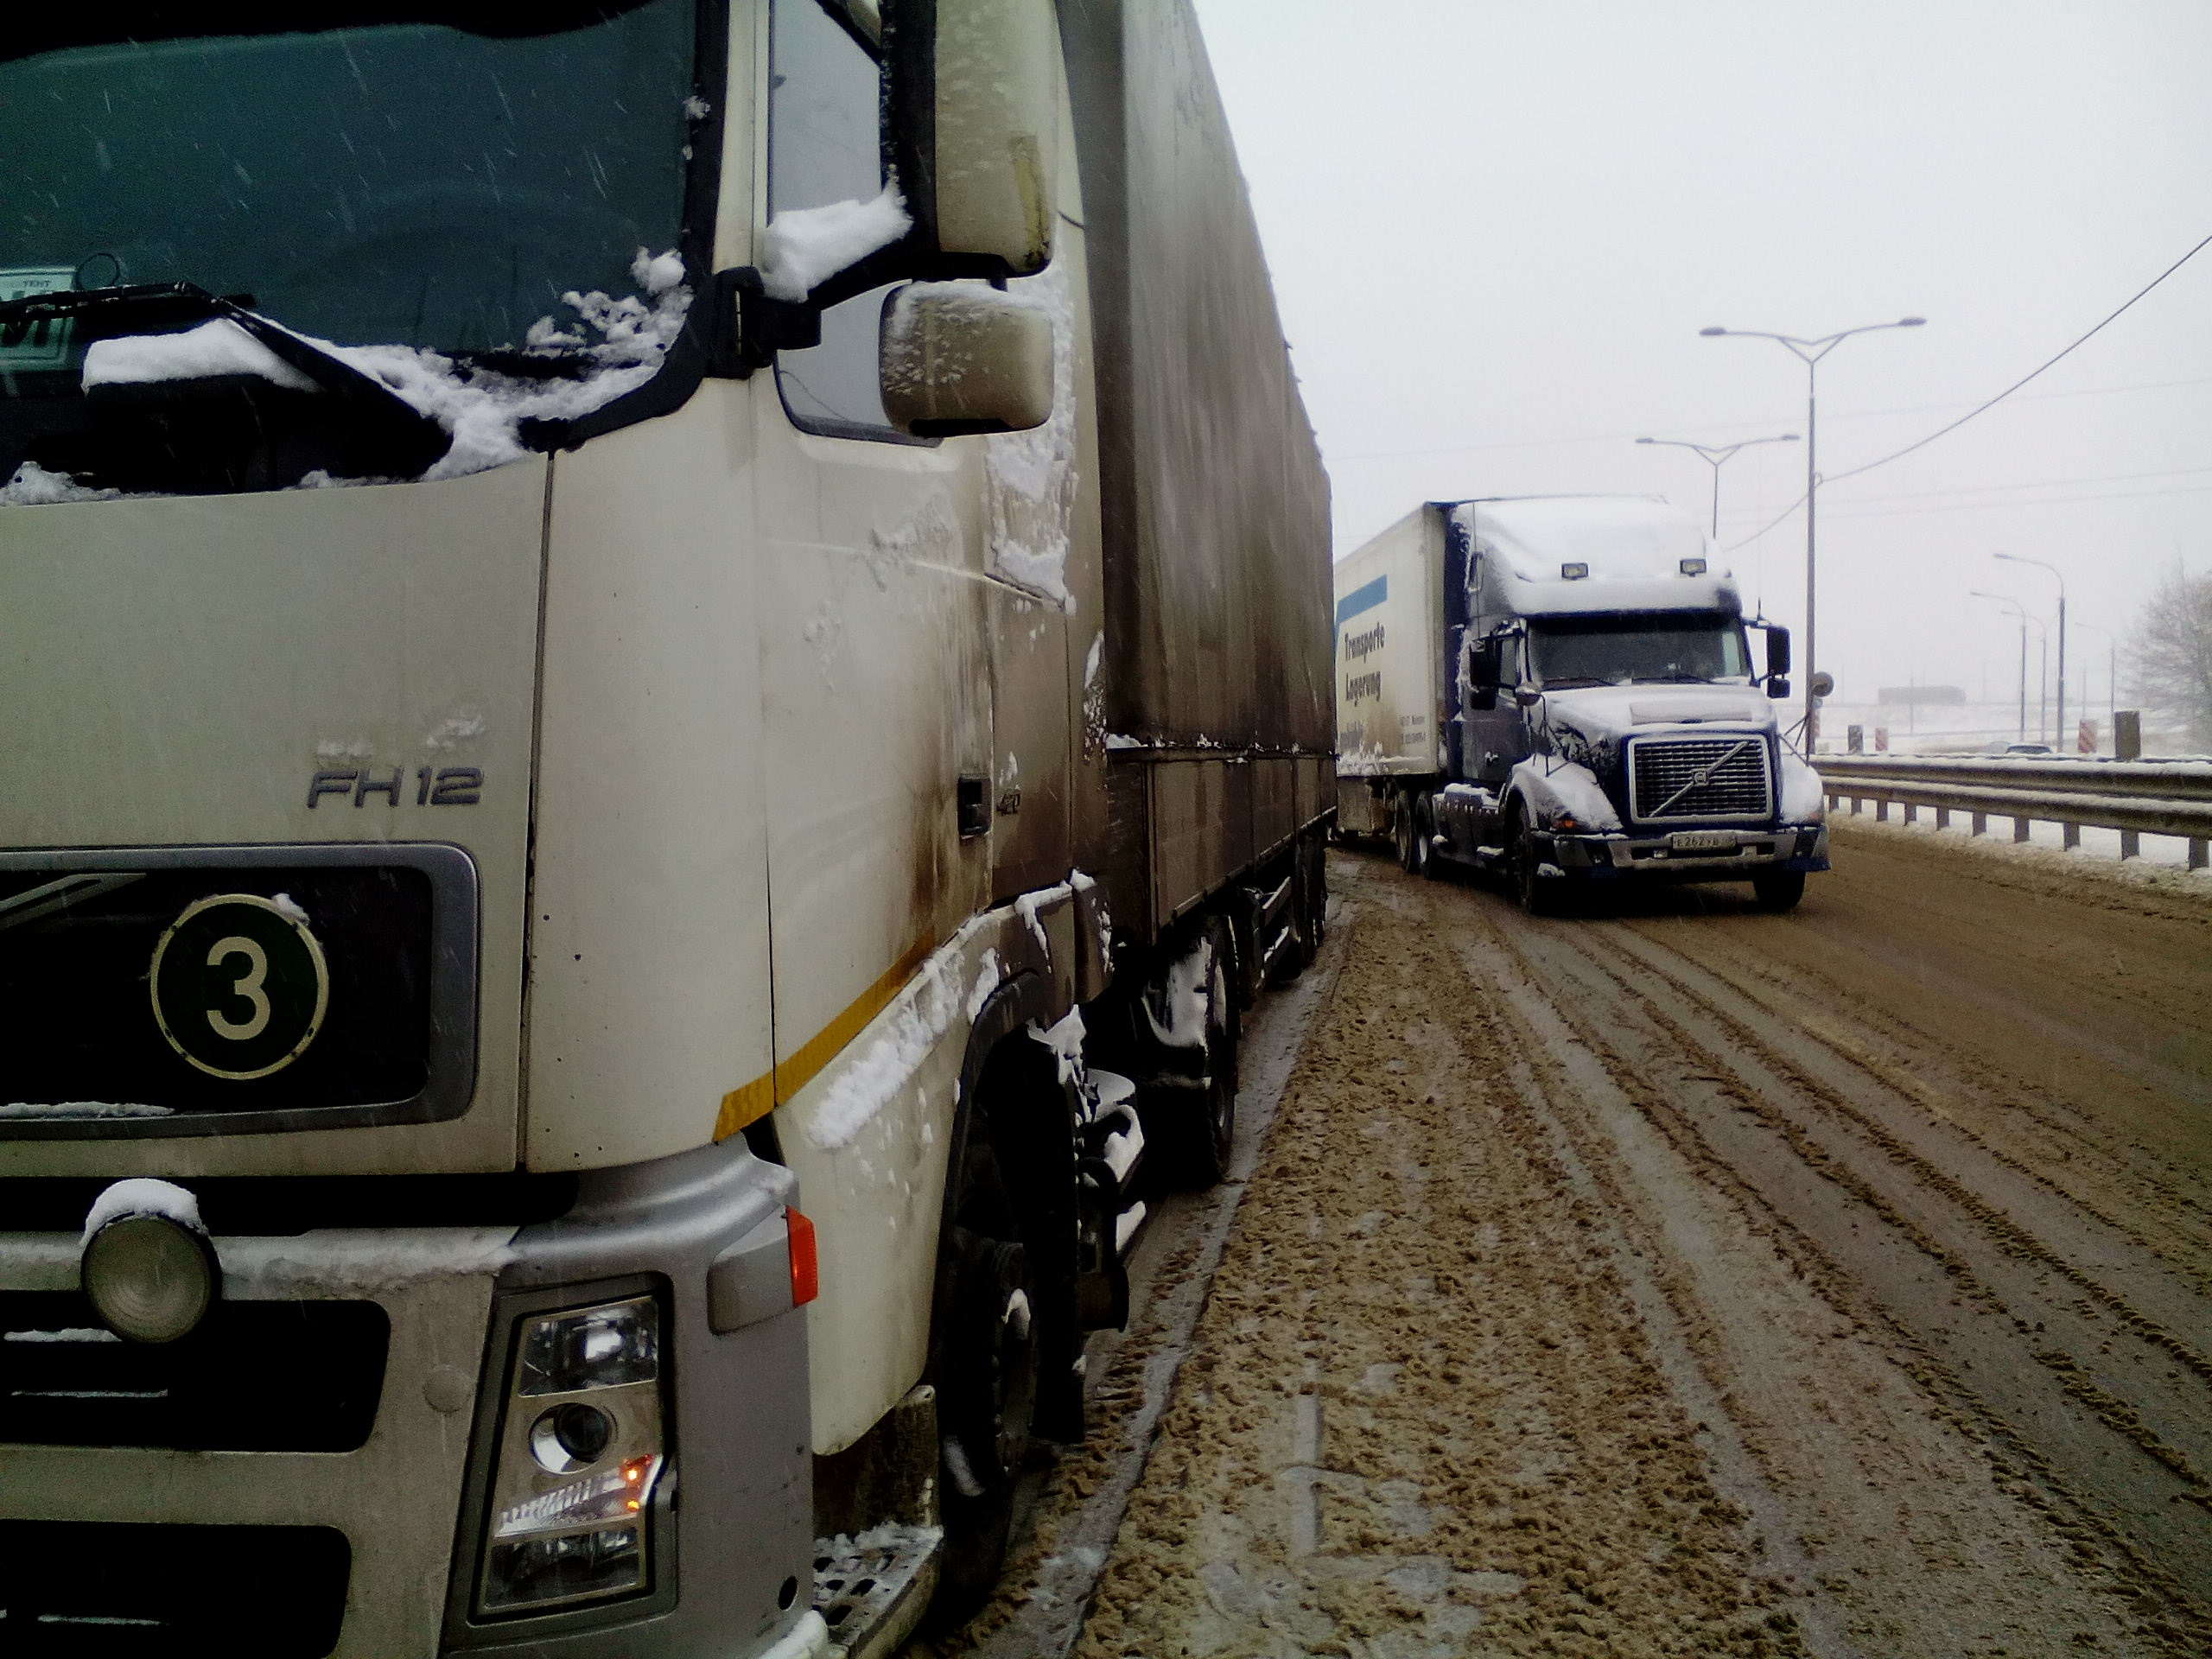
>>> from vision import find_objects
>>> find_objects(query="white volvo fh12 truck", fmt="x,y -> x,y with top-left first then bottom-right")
1335,497 -> 1827,912
0,3 -> 1333,1654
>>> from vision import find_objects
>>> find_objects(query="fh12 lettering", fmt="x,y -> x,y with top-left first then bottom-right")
308,766 -> 483,809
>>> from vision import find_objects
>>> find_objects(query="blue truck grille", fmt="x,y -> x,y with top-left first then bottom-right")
1628,736 -> 1772,822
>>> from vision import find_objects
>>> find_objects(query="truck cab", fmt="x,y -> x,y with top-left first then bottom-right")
1338,497 -> 1828,912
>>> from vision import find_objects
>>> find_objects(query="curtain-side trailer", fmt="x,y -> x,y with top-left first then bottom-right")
0,3 -> 1332,1653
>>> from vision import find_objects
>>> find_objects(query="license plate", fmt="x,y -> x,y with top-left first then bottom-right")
1668,831 -> 1737,854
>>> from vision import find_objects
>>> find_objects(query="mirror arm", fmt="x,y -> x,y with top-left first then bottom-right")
699,268 -> 822,379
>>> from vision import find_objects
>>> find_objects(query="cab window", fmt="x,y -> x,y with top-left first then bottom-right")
766,0 -> 916,441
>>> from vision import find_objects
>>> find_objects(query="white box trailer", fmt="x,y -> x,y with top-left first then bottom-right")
0,3 -> 1330,1654
1336,497 -> 1828,910
1332,505 -> 1447,794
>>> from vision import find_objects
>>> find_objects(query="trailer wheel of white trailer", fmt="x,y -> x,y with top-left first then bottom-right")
1394,794 -> 1426,875
1415,797 -> 1445,881
1752,869 -> 1807,912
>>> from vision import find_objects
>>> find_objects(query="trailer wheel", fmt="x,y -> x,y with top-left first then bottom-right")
929,1134 -> 1042,1624
1393,796 -> 1419,871
1752,869 -> 1806,912
1300,833 -> 1329,949
1155,916 -> 1240,1188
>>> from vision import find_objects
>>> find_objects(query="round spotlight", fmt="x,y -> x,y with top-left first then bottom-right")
83,1215 -> 218,1344
531,1402 -> 615,1473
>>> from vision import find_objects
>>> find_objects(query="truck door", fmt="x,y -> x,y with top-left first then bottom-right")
1465,625 -> 1529,787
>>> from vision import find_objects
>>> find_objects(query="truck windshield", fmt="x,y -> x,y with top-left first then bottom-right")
0,3 -> 696,364
1527,613 -> 1749,687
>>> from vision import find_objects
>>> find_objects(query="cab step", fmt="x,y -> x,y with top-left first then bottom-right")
813,1522 -> 942,1659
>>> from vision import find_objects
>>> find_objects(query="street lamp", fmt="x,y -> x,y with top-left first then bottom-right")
1995,553 -> 2067,755
1701,316 -> 1925,747
1634,433 -> 1800,537
1971,590 -> 2041,744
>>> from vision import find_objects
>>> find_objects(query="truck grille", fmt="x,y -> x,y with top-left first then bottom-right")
1628,736 -> 1772,822
0,1291 -> 388,1452
0,1520 -> 349,1656
0,844 -> 478,1138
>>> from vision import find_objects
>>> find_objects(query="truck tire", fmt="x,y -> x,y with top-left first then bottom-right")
1268,851 -> 1316,987
1510,810 -> 1570,918
1300,833 -> 1328,949
1752,869 -> 1806,912
1155,916 -> 1240,1188
929,1132 -> 1042,1624
1416,798 -> 1444,880
1393,796 -> 1419,872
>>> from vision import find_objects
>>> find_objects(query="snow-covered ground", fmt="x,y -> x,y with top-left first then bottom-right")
1832,800 -> 2212,889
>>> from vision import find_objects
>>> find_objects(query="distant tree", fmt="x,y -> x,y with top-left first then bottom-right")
2128,565 -> 2212,749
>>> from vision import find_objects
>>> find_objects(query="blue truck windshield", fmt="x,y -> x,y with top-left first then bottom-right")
0,3 -> 696,362
1529,613 -> 1749,687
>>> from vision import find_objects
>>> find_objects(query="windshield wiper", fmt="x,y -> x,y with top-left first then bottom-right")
0,283 -> 451,480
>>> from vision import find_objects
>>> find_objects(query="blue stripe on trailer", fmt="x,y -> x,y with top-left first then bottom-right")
1336,575 -> 1387,626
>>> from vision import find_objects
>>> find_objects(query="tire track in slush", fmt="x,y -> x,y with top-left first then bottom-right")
1425,871 -> 2169,1656
1617,925 -> 2212,1287
1075,862 -> 1809,1658
1474,884 -> 2212,1649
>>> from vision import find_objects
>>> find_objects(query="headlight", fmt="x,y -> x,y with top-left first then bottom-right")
477,1295 -> 666,1616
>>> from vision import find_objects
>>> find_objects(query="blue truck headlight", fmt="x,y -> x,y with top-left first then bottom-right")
477,1295 -> 667,1616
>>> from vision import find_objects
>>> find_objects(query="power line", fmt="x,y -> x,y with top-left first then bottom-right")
1825,228 -> 2212,485
1715,464 -> 2212,516
1725,226 -> 2212,550
1812,481 -> 2212,523
1326,372 -> 2212,464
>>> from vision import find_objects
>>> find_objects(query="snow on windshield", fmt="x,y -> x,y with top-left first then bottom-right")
0,248 -> 693,501
329,247 -> 695,480
84,320 -> 315,394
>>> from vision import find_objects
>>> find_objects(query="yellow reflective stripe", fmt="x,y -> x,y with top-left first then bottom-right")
714,933 -> 941,1141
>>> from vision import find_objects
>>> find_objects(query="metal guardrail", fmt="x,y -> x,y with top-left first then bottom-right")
1817,754 -> 2212,868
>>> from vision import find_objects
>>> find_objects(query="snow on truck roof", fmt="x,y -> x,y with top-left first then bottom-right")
1449,495 -> 1738,617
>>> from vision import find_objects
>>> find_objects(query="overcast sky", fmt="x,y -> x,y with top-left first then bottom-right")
1191,0 -> 2212,726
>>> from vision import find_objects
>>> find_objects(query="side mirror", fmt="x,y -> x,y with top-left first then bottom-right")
886,0 -> 1060,278
880,283 -> 1054,435
1763,622 -> 1791,678
1766,676 -> 1791,700
1514,686 -> 1543,709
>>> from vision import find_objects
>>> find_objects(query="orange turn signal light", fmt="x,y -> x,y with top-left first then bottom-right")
787,1207 -> 819,1307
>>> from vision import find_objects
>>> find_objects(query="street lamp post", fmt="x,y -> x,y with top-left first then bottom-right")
1996,553 -> 2067,755
1701,317 -> 1925,748
1634,432 -> 1800,538
1971,590 -> 2038,744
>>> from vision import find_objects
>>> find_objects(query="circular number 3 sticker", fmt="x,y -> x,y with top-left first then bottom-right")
149,894 -> 331,1080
